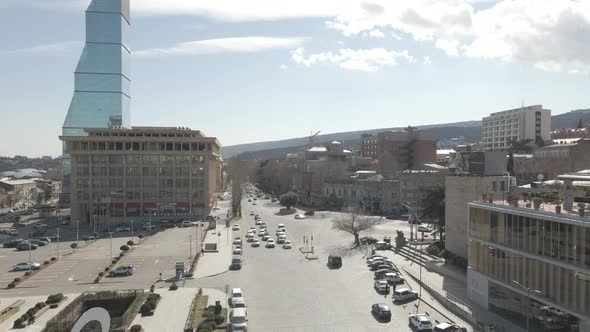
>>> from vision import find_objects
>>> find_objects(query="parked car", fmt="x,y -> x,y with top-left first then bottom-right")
304,210 -> 315,216
116,226 -> 130,232
229,288 -> 244,307
230,255 -> 242,270
374,280 -> 390,293
262,235 -> 271,241
233,248 -> 243,255
255,219 -> 262,225
16,242 -> 38,251
277,236 -> 286,244
180,221 -> 192,228
409,313 -> 433,331
37,237 -> 51,243
143,223 -> 157,230
0,228 -> 9,235
283,240 -> 292,249
232,224 -> 240,231
13,262 -> 41,271
108,264 -> 135,276
251,240 -> 260,247
230,308 -> 247,331
393,288 -> 419,302
360,237 -> 379,245
271,198 -> 277,202
233,239 -> 242,245
372,264 -> 397,273
371,303 -> 391,321
383,272 -> 405,284
249,211 -> 255,216
30,239 -> 47,246
82,234 -> 97,241
375,241 -> 391,250
434,322 -> 468,332
328,255 -> 342,269
366,254 -> 385,263
383,235 -> 391,243
8,230 -> 19,236
418,223 -> 433,233
294,214 -> 305,220
265,239 -> 275,248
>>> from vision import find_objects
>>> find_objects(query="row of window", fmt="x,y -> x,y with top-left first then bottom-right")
77,190 -> 205,202
75,154 -> 208,164
68,141 -> 214,152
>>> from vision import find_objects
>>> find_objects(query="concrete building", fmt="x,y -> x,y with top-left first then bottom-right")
360,127 -> 437,174
61,0 -> 132,206
467,193 -> 590,330
534,139 -> 590,172
481,105 -> 551,151
60,127 -> 222,226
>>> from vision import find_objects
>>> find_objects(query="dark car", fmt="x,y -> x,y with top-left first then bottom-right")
3,239 -> 24,248
360,237 -> 379,245
383,235 -> 391,243
328,255 -> 342,269
16,242 -> 38,251
304,210 -> 315,216
30,239 -> 47,246
371,303 -> 391,321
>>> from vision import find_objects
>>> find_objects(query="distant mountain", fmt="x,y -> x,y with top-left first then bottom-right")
221,109 -> 590,160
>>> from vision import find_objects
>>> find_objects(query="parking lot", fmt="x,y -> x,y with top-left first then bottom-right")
190,193 -> 471,331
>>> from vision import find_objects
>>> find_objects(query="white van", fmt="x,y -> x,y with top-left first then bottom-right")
230,308 -> 248,331
393,288 -> 418,302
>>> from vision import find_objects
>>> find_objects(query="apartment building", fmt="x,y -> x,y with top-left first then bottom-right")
481,105 -> 551,151
467,193 -> 590,330
60,127 -> 222,225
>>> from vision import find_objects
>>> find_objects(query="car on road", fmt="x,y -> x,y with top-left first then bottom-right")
277,236 -> 286,244
251,240 -> 260,247
229,288 -> 244,307
109,264 -> 135,277
262,235 -> 271,241
328,255 -> 343,268
180,221 -> 192,228
232,224 -> 240,231
271,198 -> 277,202
143,223 -> 157,230
33,223 -> 48,229
393,288 -> 419,302
16,242 -> 38,251
283,240 -> 292,249
255,219 -> 262,225
371,303 -> 391,321
418,223 -> 433,233
3,239 -> 23,248
61,219 -> 71,225
13,262 -> 41,271
375,241 -> 391,250
434,322 -> 468,332
265,239 -> 275,248
82,234 -> 98,241
409,313 -> 433,331
9,229 -> 19,236
374,280 -> 390,293
383,272 -> 405,284
116,226 -> 130,232
37,237 -> 51,243
249,211 -> 255,216
230,307 -> 248,331
294,214 -> 305,219
233,248 -> 243,255
30,239 -> 47,246
360,237 -> 379,245
233,239 -> 242,245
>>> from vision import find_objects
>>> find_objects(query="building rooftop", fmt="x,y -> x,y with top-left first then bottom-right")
471,200 -> 590,223
307,146 -> 328,152
0,179 -> 38,186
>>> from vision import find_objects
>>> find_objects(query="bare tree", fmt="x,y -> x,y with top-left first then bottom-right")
332,208 -> 382,246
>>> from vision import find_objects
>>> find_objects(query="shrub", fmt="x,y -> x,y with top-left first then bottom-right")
13,318 -> 23,328
169,283 -> 178,291
130,325 -> 143,332
140,303 -> 152,315
197,328 -> 211,332
147,293 -> 160,302
70,243 -> 77,249
112,259 -> 117,264
105,267 -> 110,272
203,310 -> 214,318
150,284 -> 155,293
214,315 -> 225,325
214,303 -> 222,315
119,252 -> 125,257
21,313 -> 30,320
138,234 -> 145,239
127,240 -> 134,246
50,257 -> 57,261
46,293 -> 64,304
98,272 -> 104,277
25,271 -> 31,276
44,260 -> 50,265
120,245 -> 130,252
94,277 -> 100,284
49,303 -> 58,309
7,282 -> 16,288
14,277 -> 21,283
35,302 -> 45,309
198,320 -> 217,331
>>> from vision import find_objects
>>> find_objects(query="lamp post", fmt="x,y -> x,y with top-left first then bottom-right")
130,219 -> 134,242
109,232 -> 113,260
75,220 -> 79,248
512,280 -> 542,332
56,228 -> 60,260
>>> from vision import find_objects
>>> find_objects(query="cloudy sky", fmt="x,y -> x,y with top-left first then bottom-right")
0,0 -> 589,157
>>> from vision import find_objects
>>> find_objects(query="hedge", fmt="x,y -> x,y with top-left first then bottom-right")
130,325 -> 143,332
214,315 -> 225,325
120,245 -> 130,251
46,293 -> 64,304
127,240 -> 134,246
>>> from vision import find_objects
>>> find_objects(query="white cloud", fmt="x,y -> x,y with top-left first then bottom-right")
391,32 -> 403,40
280,64 -> 288,70
291,47 -> 414,72
135,36 -> 305,56
423,56 -> 432,65
368,29 -> 385,38
2,41 -> 82,54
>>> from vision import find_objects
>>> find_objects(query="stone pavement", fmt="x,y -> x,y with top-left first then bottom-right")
0,293 -> 78,331
132,287 -> 196,332
194,222 -> 233,279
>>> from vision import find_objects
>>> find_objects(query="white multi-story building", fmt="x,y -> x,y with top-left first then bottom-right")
481,105 -> 551,151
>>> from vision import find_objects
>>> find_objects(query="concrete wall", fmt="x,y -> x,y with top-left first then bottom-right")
467,268 -> 489,310
445,176 -> 510,259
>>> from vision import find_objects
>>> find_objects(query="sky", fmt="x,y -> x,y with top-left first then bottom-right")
0,0 -> 589,157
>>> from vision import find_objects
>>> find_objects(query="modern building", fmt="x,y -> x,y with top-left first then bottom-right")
60,127 -> 222,227
360,127 -> 437,175
481,105 -> 551,151
467,194 -> 590,331
61,0 -> 131,205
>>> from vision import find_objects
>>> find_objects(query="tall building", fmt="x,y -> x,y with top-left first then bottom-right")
60,127 -> 222,227
481,105 -> 551,151
360,127 -> 437,173
61,0 -> 131,206
467,189 -> 590,330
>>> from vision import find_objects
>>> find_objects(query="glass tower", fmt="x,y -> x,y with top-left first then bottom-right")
61,0 -> 131,205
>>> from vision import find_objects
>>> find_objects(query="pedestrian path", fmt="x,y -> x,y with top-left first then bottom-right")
132,287 -> 197,332
194,224 -> 233,278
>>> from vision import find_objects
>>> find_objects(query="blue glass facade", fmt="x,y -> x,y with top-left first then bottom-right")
61,0 -> 131,204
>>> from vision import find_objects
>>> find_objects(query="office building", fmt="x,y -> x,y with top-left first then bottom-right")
60,127 -> 222,226
481,105 -> 551,151
467,182 -> 590,330
61,0 -> 131,205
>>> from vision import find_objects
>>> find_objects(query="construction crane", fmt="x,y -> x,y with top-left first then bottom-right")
308,130 -> 321,146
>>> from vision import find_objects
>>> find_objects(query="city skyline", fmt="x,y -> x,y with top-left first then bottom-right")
1,0 -> 589,157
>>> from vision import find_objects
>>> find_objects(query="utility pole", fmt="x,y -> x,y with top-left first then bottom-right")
75,220 -> 79,248
189,235 -> 192,258
28,233 -> 32,271
56,228 -> 60,260
131,219 -> 134,242
109,232 -> 113,260
93,215 -> 96,234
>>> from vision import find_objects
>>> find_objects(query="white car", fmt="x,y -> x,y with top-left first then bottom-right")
266,239 -> 275,248
252,202 -> 257,205
276,231 -> 285,237
283,240 -> 292,249
418,223 -> 433,233
278,223 -> 285,229
232,224 -> 240,231
409,314 -> 433,331
233,239 -> 242,245
249,211 -> 255,216
13,262 -> 41,271
115,226 -> 130,232
294,214 -> 305,219
251,240 -> 260,247
181,221 -> 192,228
255,219 -> 262,225
374,280 -> 390,293
233,248 -> 243,255
230,288 -> 244,307
383,272 -> 405,284
393,288 -> 418,302
262,235 -> 271,241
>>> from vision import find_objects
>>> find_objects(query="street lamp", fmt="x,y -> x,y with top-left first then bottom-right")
75,220 -> 79,247
109,232 -> 113,260
512,280 -> 543,332
56,228 -> 60,261
130,219 -> 134,242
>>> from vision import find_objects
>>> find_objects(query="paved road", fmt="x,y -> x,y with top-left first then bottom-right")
188,194 -> 471,331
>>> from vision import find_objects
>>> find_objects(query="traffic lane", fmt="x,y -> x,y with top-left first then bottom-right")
237,201 -> 415,331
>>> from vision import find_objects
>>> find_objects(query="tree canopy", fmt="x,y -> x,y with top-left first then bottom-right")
332,208 -> 382,246
279,192 -> 299,210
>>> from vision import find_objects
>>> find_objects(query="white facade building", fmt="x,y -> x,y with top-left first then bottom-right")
481,105 -> 551,151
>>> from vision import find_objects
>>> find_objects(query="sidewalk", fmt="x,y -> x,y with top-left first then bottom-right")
133,288 -> 196,332
194,223 -> 233,278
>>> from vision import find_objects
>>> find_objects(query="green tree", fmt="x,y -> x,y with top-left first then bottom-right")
418,185 -> 445,242
279,192 -> 299,210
